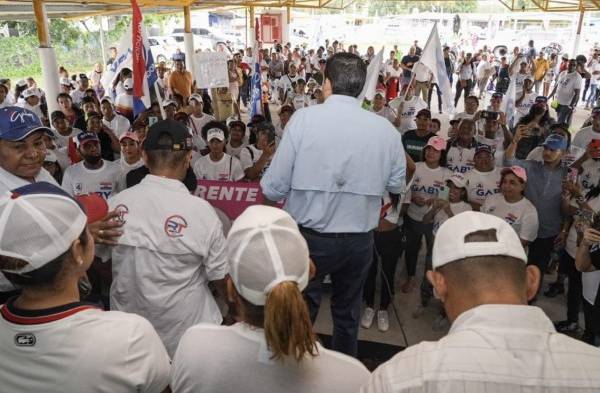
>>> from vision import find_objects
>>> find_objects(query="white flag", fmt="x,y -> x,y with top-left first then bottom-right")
358,47 -> 384,104
418,23 -> 455,115
501,69 -> 518,126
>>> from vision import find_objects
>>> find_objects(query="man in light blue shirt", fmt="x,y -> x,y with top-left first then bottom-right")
261,52 -> 406,357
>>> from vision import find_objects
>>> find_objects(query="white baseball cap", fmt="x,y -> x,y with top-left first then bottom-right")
447,173 -> 467,188
22,88 -> 39,99
59,77 -> 72,86
206,128 -> 225,142
100,96 -> 113,105
226,206 -> 310,306
123,78 -> 133,90
432,211 -> 527,270
162,99 -> 177,108
189,93 -> 203,103
0,182 -> 106,274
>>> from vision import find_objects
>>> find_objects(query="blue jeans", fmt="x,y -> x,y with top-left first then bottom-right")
301,229 -> 374,357
586,85 -> 598,107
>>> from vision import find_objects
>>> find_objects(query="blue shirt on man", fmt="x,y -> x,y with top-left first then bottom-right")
261,94 -> 406,233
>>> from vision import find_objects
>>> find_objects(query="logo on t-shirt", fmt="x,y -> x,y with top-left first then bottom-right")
14,333 -> 36,347
164,215 -> 187,238
505,213 -> 518,225
114,204 -> 129,224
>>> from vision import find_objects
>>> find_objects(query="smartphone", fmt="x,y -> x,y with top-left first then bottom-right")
148,116 -> 158,126
567,168 -> 578,184
438,185 -> 449,201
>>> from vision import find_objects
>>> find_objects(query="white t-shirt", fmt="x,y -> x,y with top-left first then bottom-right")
381,192 -> 402,226
464,167 -> 502,206
397,96 -> 427,133
279,74 -> 299,99
189,113 -> 215,151
226,141 -> 247,160
70,88 -> 86,106
514,73 -> 529,96
0,303 -> 170,393
171,323 -> 370,393
432,201 -> 472,235
526,145 -> 585,168
288,93 -> 310,110
193,154 -> 245,181
590,61 -> 600,85
406,162 -> 452,221
458,61 -> 474,80
102,114 -> 130,138
52,127 -> 81,149
555,71 -> 583,106
240,144 -> 265,170
482,193 -> 539,242
515,91 -> 537,119
476,60 -> 492,79
413,63 -> 431,83
386,65 -> 402,79
446,145 -> 475,174
565,194 -> 600,258
372,106 -> 397,125
572,126 -> 600,150
114,93 -> 134,117
62,160 -> 121,199
453,111 -> 476,121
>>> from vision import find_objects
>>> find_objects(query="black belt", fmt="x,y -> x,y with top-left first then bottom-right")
298,226 -> 372,238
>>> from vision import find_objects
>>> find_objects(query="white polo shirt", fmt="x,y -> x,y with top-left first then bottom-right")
62,160 -> 121,199
106,175 -> 229,356
481,193 -> 539,242
361,305 -> 600,393
464,167 -> 502,206
0,301 -> 170,393
171,323 -> 370,393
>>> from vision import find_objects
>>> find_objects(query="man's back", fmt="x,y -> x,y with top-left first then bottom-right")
261,94 -> 405,232
363,305 -> 600,392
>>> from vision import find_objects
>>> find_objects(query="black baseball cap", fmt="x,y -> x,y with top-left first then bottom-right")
143,119 -> 193,151
416,108 -> 432,119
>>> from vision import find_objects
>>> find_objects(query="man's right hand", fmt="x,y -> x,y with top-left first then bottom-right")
89,210 -> 124,245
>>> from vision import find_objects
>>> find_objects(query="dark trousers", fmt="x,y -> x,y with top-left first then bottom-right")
454,79 -> 472,106
427,83 -> 442,113
528,236 -> 557,294
363,229 -> 403,309
559,251 -> 583,322
302,230 -> 374,357
556,104 -> 573,125
404,217 -> 434,306
583,297 -> 600,347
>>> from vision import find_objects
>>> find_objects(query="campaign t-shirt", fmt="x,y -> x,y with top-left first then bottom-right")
464,167 -> 502,206
193,154 -> 245,181
432,201 -> 472,235
515,92 -> 537,123
396,96 -> 427,133
102,114 -> 130,138
402,130 -> 434,162
226,141 -> 247,160
62,160 -> 121,199
514,73 -> 529,96
288,93 -> 310,110
572,126 -> 600,150
481,193 -> 539,242
555,71 -> 583,106
189,113 -> 215,151
406,162 -> 452,221
446,144 -> 476,174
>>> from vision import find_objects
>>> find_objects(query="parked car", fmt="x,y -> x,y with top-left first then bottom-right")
148,35 -> 180,63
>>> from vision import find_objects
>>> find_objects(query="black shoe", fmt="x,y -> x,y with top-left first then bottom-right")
554,320 -> 580,333
544,282 -> 564,297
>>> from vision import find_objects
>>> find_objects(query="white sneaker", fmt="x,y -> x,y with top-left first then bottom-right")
361,307 -> 375,329
377,310 -> 390,332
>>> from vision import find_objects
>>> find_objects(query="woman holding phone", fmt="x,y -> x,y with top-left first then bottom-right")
240,122 -> 277,181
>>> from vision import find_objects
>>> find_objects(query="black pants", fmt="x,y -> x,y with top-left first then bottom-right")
427,83 -> 442,113
363,229 -> 404,309
583,298 -> 600,347
454,79 -> 472,106
528,236 -> 557,295
560,251 -> 583,322
404,216 -> 434,306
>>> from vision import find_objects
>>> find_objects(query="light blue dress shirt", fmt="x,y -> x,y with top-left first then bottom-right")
261,94 -> 406,233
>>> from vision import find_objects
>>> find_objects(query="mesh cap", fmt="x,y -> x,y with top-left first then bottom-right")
0,182 -> 90,274
432,211 -> 527,269
226,206 -> 310,306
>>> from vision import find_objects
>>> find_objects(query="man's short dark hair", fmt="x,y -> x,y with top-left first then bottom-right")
145,133 -> 189,170
324,53 -> 367,98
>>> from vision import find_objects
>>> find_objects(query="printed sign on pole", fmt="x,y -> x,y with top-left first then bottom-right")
194,52 -> 229,89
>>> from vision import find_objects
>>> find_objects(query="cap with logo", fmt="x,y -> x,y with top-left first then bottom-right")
189,94 -> 203,104
15,80 -> 28,88
226,205 -> 310,306
143,119 -> 193,151
76,74 -> 88,82
542,134 -> 567,150
447,173 -> 467,188
59,77 -> 72,86
76,132 -> 100,147
22,89 -> 39,99
0,182 -> 107,274
501,165 -> 528,183
432,211 -> 527,269
475,143 -> 495,156
0,106 -> 53,142
426,136 -> 447,151
119,132 -> 139,143
206,128 -> 225,142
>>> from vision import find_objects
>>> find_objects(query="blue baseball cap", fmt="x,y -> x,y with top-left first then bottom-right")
75,132 -> 100,147
542,134 -> 568,150
0,106 -> 52,142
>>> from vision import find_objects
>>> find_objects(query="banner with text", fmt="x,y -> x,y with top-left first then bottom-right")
195,180 -> 283,219
194,52 -> 229,89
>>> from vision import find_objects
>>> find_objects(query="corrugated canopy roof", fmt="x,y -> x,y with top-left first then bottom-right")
0,0 -> 597,21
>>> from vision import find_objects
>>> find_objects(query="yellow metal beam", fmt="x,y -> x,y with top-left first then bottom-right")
33,0 -> 50,47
